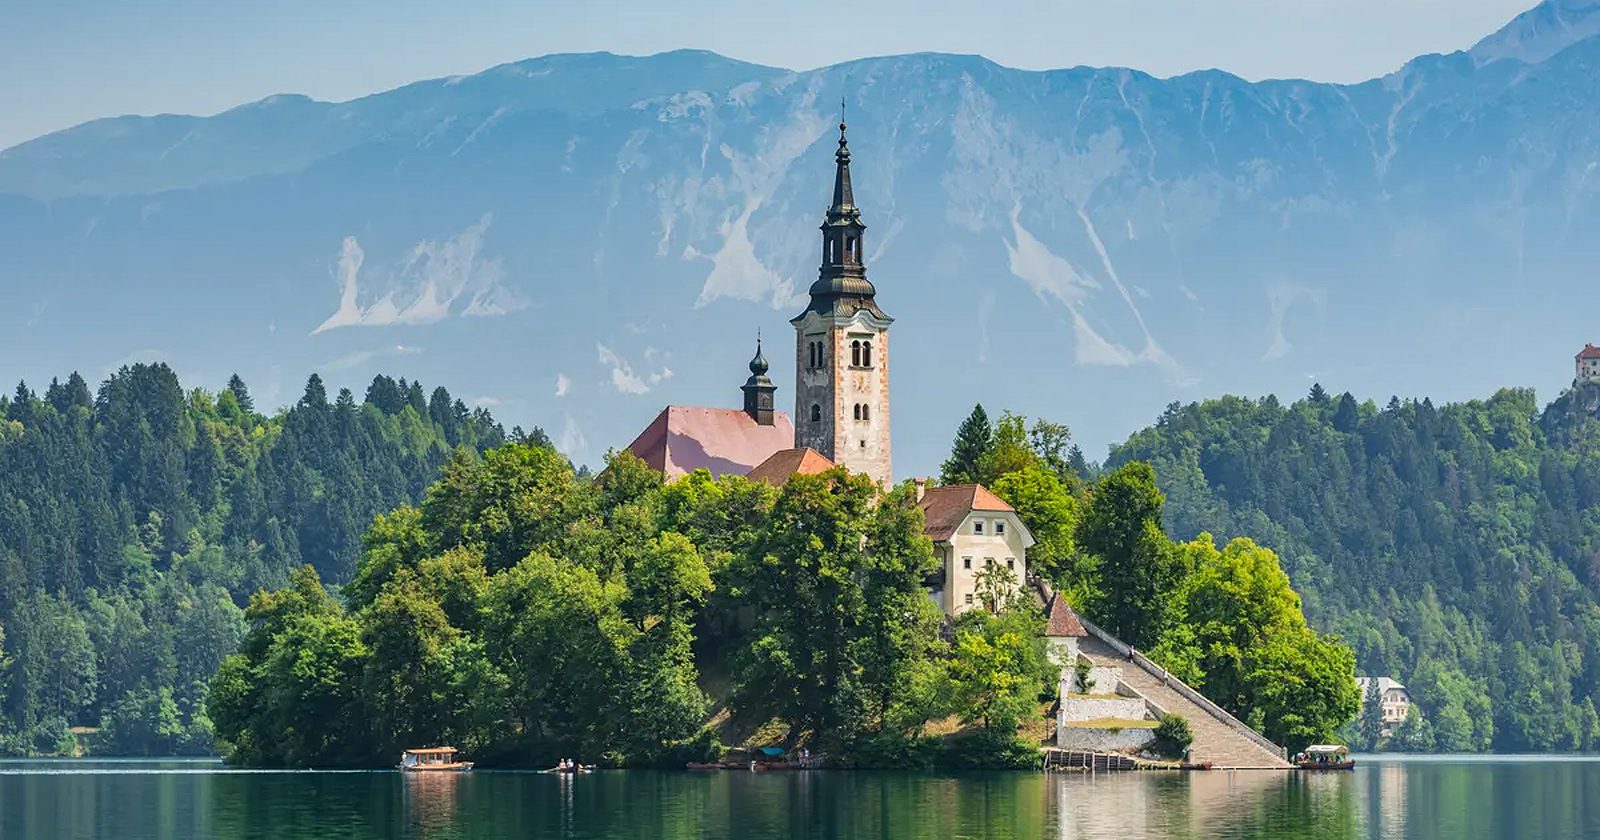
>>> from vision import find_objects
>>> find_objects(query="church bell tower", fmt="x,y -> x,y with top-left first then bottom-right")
792,120 -> 893,486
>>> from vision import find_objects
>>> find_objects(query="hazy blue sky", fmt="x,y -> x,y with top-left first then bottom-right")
1,0 -> 1534,149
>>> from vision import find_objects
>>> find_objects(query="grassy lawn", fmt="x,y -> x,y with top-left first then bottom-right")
1060,717 -> 1157,730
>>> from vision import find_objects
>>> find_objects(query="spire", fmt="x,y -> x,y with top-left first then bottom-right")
748,332 -> 769,376
796,102 -> 885,321
830,119 -> 855,215
741,333 -> 776,425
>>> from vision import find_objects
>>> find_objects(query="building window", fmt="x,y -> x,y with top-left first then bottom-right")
861,404 -> 869,421
964,593 -> 973,606
973,521 -> 984,535
853,404 -> 861,421
810,404 -> 821,422
862,340 -> 872,367
851,340 -> 862,366
995,521 -> 1005,536
962,556 -> 972,570
984,557 -> 994,567
1006,558 -> 1015,571
846,235 -> 855,261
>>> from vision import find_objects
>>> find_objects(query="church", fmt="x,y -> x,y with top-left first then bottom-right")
621,118 -> 1027,617
623,119 -> 891,487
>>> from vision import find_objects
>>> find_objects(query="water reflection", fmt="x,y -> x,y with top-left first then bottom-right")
3,757 -> 1600,839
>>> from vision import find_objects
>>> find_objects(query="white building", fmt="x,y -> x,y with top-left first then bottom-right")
1578,344 -> 1600,385
1356,676 -> 1412,731
916,482 -> 1035,616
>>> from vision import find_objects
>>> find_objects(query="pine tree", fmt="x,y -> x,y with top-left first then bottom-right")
941,404 -> 993,485
225,374 -> 254,413
1358,679 -> 1385,748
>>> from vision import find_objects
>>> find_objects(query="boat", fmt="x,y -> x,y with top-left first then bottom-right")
540,764 -> 597,774
400,746 -> 474,772
1296,744 -> 1354,770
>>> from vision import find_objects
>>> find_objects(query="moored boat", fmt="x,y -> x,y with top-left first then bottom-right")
400,746 -> 474,772
1295,744 -> 1354,770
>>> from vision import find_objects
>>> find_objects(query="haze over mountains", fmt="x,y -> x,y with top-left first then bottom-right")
3,0 -> 1599,476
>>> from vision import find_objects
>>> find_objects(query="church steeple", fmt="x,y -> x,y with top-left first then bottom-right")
802,120 -> 882,318
790,111 -> 893,487
831,120 -> 855,214
741,334 -> 776,425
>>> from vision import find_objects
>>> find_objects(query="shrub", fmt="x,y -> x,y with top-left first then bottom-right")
1152,714 -> 1193,759
1073,659 -> 1094,694
836,729 -> 939,769
935,729 -> 1040,770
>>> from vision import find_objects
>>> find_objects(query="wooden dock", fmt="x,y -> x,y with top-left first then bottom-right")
1042,749 -> 1177,772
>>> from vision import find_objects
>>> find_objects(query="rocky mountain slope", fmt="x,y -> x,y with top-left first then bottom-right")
3,2 -> 1599,473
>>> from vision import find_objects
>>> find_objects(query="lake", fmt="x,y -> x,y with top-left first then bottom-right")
2,755 -> 1599,839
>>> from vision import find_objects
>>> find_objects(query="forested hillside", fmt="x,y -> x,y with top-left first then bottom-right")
1109,387 -> 1600,752
0,364 -> 504,755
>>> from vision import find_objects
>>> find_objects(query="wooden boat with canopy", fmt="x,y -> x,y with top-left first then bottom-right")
1295,744 -> 1354,770
399,747 -> 474,772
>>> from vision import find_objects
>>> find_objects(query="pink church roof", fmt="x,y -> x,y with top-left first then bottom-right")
624,406 -> 795,480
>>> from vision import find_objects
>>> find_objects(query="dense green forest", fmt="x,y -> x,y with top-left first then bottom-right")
1110,386 -> 1600,752
208,449 -> 1062,769
211,408 -> 1353,769
0,364 -> 504,755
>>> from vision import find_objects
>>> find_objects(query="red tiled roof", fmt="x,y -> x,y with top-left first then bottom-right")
1579,344 -> 1600,361
917,483 -> 1014,541
624,406 -> 795,480
1044,593 -> 1088,637
745,447 -> 835,486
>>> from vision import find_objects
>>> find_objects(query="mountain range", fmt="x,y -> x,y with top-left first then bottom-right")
3,0 -> 1600,475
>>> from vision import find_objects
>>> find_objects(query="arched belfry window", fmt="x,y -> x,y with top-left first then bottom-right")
862,404 -> 870,421
810,404 -> 822,422
851,341 -> 862,366
853,404 -> 861,421
846,235 -> 856,261
862,340 -> 873,367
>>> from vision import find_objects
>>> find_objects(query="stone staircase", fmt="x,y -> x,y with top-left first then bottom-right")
1076,634 -> 1292,770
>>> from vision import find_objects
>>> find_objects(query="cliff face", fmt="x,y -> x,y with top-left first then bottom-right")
5,6 -> 1600,473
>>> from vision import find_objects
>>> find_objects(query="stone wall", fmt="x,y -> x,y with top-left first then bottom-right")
1056,725 -> 1156,753
1060,696 -> 1148,724
1081,665 -> 1122,695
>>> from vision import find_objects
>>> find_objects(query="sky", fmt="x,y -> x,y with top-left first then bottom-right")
0,0 -> 1536,149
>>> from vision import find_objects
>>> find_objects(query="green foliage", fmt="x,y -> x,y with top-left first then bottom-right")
1356,680 -> 1384,751
0,364 -> 504,754
991,465 -> 1089,598
731,470 -> 940,750
932,405 -> 1360,755
1079,462 -> 1186,649
1111,388 -> 1600,751
1073,659 -> 1094,695
934,728 -> 1042,769
1391,706 -> 1437,752
940,404 -> 993,485
944,608 -> 1052,732
1152,713 -> 1193,759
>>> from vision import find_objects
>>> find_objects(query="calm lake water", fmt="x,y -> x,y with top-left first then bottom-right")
2,755 -> 1599,839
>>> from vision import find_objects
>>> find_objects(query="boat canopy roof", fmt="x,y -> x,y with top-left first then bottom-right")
404,747 -> 459,755
1305,744 -> 1348,755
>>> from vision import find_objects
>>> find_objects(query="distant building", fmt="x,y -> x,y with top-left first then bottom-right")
917,481 -> 1034,615
1356,676 -> 1412,732
1577,345 -> 1600,386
